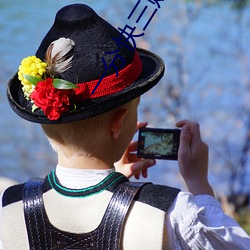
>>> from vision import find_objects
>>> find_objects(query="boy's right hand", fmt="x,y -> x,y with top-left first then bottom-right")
176,120 -> 214,196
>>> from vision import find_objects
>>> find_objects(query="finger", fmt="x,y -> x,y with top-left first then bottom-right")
189,122 -> 202,143
134,173 -> 140,179
136,122 -> 148,132
179,125 -> 191,152
131,159 -> 156,173
134,169 -> 148,180
176,120 -> 202,141
134,170 -> 147,179
127,153 -> 141,163
127,141 -> 138,152
142,169 -> 148,178
176,119 -> 192,127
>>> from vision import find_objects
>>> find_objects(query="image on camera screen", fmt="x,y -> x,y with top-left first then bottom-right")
142,132 -> 174,156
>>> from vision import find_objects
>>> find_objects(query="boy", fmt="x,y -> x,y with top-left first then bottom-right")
1,3 -> 250,249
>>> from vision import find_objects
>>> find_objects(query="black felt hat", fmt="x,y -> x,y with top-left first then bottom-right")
7,4 -> 165,124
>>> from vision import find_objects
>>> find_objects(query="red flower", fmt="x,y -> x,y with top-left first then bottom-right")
30,78 -> 72,120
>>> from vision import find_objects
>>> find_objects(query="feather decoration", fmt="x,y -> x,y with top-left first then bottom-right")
45,37 -> 75,77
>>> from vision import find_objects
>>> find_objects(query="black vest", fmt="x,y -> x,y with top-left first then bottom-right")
3,173 -> 180,250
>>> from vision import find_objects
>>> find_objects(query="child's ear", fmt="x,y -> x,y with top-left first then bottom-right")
110,108 -> 128,139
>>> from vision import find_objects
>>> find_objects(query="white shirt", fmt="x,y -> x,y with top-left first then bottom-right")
0,165 -> 249,249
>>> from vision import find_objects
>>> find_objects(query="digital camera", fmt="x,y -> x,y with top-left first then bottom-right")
137,127 -> 181,160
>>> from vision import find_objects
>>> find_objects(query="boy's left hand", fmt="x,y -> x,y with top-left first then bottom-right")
114,122 -> 156,179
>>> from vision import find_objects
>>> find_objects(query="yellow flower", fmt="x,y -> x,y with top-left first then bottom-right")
18,56 -> 47,97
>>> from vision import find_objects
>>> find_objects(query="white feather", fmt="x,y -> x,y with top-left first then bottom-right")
45,37 -> 75,76
51,38 -> 75,59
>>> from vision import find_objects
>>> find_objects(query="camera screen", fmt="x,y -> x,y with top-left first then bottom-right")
137,128 -> 180,160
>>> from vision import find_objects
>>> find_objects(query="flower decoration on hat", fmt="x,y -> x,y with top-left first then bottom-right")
18,37 -> 78,120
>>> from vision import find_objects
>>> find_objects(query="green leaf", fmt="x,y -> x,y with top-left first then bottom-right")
32,104 -> 39,112
71,104 -> 77,112
23,74 -> 42,86
53,78 -> 78,89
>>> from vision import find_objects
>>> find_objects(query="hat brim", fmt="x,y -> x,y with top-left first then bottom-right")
7,48 -> 165,124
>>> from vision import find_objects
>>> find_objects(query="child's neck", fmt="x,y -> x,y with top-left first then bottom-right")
57,152 -> 113,170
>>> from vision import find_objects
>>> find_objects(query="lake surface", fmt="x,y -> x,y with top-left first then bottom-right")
1,0 -> 250,195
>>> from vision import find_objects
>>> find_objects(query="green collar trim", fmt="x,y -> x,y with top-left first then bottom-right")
47,170 -> 127,198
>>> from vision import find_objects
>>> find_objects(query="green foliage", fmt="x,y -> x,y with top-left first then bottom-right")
23,74 -> 42,86
53,79 -> 78,90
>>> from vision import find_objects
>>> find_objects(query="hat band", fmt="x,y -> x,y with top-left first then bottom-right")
74,51 -> 143,99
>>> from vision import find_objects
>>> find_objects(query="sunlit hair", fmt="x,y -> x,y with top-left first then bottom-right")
41,112 -> 112,156
41,101 -> 134,156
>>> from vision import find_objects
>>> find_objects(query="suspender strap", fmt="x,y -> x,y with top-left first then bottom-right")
22,178 -> 52,250
99,181 -> 147,249
23,178 -> 148,250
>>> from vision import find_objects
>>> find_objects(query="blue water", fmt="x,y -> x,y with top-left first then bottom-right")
1,0 -> 250,195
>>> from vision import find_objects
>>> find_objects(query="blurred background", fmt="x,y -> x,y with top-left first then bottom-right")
0,0 -> 250,231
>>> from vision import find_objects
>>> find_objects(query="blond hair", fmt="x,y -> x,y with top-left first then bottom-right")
41,101 -> 133,156
41,111 -> 112,156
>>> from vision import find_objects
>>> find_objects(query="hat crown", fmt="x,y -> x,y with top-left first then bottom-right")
36,4 -> 134,84
55,4 -> 97,25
